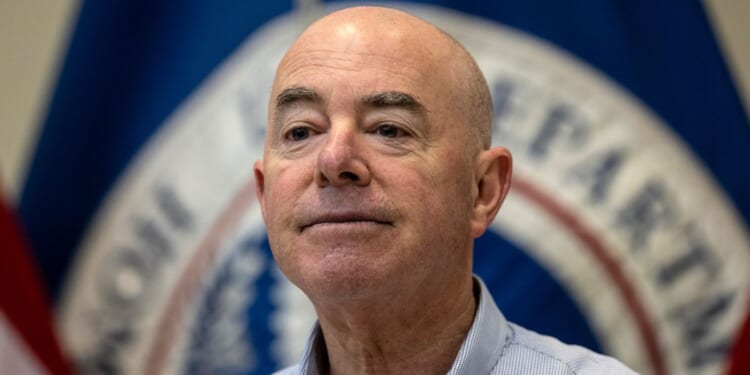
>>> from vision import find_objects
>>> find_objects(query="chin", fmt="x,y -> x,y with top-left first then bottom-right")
294,251 -> 399,303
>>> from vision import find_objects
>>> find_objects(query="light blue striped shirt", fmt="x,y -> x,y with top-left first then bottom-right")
274,277 -> 638,374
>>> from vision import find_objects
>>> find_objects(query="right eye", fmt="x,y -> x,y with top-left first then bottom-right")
287,127 -> 312,141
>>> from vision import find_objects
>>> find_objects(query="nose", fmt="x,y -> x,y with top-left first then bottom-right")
315,126 -> 371,188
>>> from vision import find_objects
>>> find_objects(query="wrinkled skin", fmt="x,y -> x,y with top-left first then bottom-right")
254,6 -> 512,374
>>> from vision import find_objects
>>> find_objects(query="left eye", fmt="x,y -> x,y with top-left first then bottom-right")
375,124 -> 402,138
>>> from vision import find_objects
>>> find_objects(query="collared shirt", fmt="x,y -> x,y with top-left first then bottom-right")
274,277 -> 638,374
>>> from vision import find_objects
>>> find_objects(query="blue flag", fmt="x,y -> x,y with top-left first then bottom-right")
20,1 -> 750,374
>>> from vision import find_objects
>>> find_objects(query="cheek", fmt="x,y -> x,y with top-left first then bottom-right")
394,158 -> 474,234
262,165 -> 310,282
262,162 -> 311,229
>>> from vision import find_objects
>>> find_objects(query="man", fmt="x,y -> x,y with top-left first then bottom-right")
254,5 -> 637,374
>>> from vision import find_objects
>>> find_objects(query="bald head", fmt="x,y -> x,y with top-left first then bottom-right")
256,5 -> 513,319
272,6 -> 493,152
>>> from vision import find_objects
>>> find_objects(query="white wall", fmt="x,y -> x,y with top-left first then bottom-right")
1,0 -> 747,203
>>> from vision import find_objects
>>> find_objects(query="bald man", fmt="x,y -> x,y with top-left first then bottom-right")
254,6 -> 637,375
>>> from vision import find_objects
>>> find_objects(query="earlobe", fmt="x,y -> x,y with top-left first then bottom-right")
254,160 -> 267,219
470,147 -> 512,238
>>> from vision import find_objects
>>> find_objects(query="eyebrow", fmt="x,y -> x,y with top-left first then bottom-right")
275,86 -> 320,108
360,91 -> 425,114
272,87 -> 427,132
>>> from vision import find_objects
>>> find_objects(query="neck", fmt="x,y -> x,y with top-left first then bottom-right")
312,273 -> 477,375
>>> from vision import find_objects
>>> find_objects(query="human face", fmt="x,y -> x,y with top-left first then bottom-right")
255,22 -> 479,301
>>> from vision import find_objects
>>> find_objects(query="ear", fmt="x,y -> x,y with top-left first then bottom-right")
470,147 -> 512,238
254,159 -> 267,220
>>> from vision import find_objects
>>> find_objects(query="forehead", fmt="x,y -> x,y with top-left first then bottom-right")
275,50 -> 435,106
271,19 -> 455,109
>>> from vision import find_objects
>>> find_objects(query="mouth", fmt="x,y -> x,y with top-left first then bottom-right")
299,213 -> 393,232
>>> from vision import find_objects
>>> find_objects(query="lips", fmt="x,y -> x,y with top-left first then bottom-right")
299,212 -> 393,231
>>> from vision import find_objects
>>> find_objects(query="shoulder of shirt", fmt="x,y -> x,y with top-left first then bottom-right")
269,324 -> 640,375
272,365 -> 300,375
496,322 -> 640,375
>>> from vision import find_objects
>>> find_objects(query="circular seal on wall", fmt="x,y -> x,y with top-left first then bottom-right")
58,3 -> 750,375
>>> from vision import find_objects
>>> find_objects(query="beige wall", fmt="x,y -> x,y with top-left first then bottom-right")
0,1 -> 79,201
1,1 -> 748,203
705,0 -> 750,115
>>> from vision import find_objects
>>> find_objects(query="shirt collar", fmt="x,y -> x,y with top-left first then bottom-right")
294,276 -> 508,375
296,323 -> 324,375
446,276 -> 508,374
